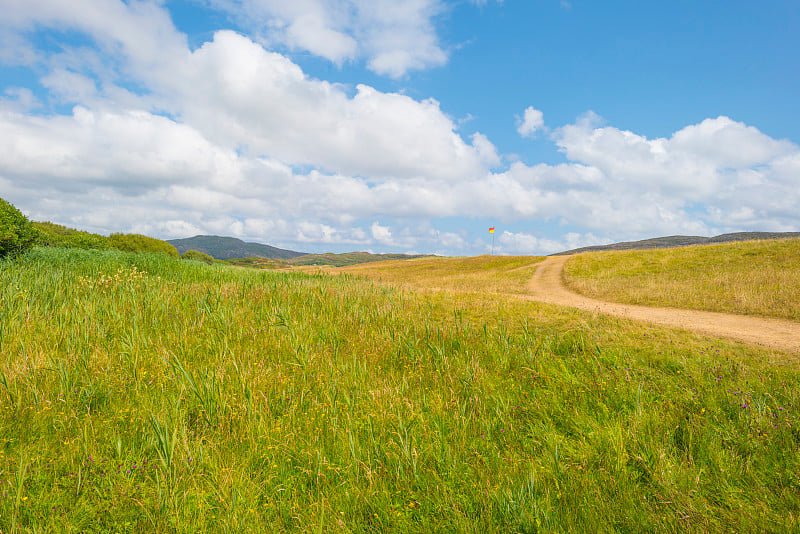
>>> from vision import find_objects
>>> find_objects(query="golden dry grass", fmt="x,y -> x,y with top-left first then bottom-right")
336,255 -> 544,295
563,238 -> 800,321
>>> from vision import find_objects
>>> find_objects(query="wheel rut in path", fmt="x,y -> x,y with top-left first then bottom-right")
524,256 -> 800,354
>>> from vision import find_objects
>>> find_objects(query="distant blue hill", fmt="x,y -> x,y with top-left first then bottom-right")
167,235 -> 305,260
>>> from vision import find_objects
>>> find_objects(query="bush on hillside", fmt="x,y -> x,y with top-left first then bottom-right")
34,221 -> 110,250
181,249 -> 215,264
107,233 -> 179,257
0,198 -> 38,259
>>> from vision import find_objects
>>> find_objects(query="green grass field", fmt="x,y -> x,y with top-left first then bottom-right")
563,237 -> 800,321
1,248 -> 799,532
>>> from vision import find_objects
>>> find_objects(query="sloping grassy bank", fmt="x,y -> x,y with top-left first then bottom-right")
0,248 -> 798,532
563,238 -> 800,321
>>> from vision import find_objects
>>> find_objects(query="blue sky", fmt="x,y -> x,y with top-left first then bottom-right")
1,0 -> 798,255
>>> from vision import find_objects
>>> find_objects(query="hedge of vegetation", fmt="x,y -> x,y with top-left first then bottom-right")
2,197 -> 180,259
107,233 -> 179,258
34,221 -> 111,250
0,198 -> 38,259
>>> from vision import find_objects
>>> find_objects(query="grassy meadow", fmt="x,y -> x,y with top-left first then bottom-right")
1,247 -> 799,532
563,237 -> 800,321
337,255 -> 543,295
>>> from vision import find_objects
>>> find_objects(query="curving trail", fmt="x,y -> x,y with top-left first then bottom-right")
524,256 -> 800,354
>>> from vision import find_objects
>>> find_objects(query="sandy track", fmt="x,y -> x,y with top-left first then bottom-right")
524,256 -> 800,354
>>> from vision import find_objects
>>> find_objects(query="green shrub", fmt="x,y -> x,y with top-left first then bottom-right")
33,221 -> 110,250
107,233 -> 179,257
181,249 -> 215,264
0,198 -> 38,259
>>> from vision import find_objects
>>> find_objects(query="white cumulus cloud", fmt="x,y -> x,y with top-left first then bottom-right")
201,0 -> 448,77
370,222 -> 393,245
517,106 -> 545,138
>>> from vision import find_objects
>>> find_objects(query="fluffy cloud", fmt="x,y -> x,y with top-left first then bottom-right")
1,2 -> 488,183
202,0 -> 448,77
546,113 -> 800,236
370,222 -> 393,245
553,113 -> 798,212
176,32 -> 484,181
0,106 -> 243,193
2,103 -> 798,254
470,132 -> 501,168
0,0 -> 190,73
517,106 -> 545,138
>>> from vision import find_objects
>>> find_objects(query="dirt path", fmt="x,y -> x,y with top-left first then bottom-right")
524,256 -> 800,354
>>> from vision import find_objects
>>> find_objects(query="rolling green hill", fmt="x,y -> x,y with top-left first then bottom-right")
563,236 -> 800,321
557,231 -> 800,255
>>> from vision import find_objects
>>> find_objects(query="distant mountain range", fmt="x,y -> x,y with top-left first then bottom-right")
556,232 -> 800,255
167,235 -> 305,260
170,231 -> 800,262
168,235 -> 433,266
289,252 -> 431,267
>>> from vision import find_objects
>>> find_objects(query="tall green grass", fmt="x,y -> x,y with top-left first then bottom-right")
0,247 -> 798,532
